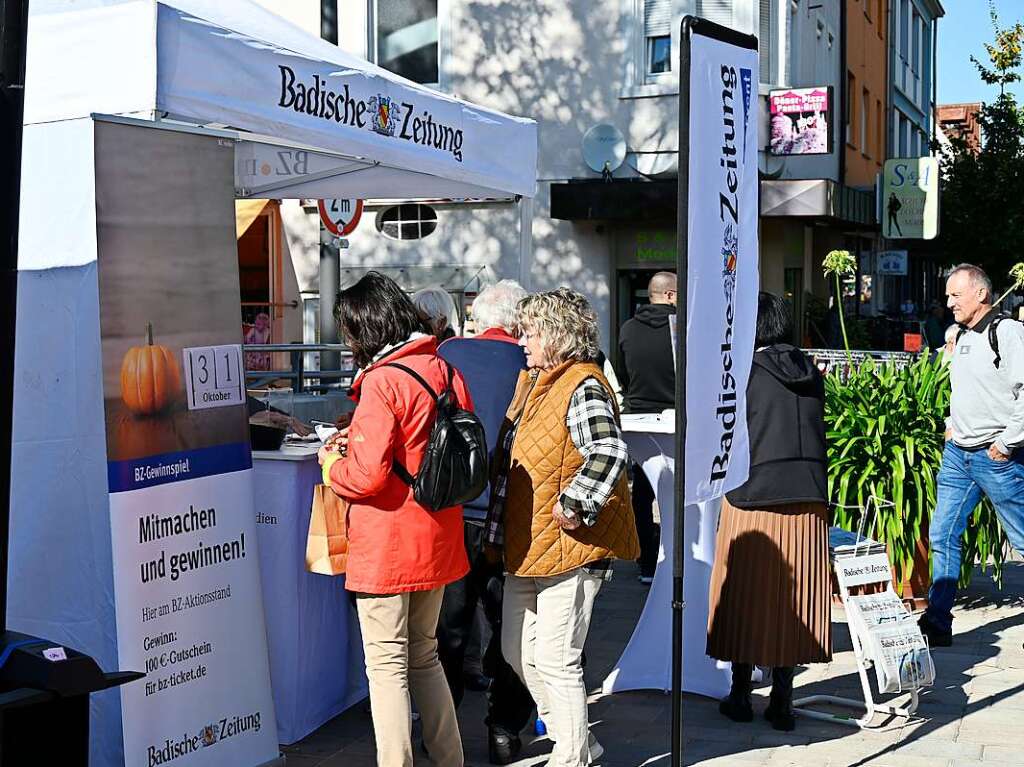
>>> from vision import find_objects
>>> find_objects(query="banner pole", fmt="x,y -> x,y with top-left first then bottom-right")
671,17 -> 693,767
0,0 -> 30,636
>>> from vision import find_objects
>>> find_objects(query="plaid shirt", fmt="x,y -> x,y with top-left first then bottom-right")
486,377 -> 628,550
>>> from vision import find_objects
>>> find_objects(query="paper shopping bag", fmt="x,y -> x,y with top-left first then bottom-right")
305,484 -> 349,575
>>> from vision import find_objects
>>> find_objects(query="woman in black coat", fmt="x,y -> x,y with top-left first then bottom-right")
706,292 -> 832,731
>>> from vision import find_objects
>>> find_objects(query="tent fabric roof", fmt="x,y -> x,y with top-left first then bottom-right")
25,0 -> 537,199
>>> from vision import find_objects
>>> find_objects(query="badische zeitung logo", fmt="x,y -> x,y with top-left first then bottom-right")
147,710 -> 262,766
276,65 -> 464,161
709,63 -> 751,485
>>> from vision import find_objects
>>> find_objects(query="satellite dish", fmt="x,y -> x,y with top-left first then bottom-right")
582,123 -> 626,176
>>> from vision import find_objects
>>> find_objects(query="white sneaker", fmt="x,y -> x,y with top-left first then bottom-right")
588,732 -> 604,764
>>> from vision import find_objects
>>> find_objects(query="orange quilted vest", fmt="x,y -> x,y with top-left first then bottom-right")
502,361 -> 640,577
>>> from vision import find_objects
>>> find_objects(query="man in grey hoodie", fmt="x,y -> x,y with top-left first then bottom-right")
920,264 -> 1024,647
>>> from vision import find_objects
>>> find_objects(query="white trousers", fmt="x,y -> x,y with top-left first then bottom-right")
502,569 -> 603,767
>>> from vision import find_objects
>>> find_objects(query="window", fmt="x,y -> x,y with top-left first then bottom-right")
372,0 -> 439,85
861,88 -> 869,155
645,0 -> 672,75
846,72 -> 855,146
696,0 -> 733,27
900,0 -> 910,58
759,0 -> 777,84
877,0 -> 885,37
647,36 -> 671,75
375,204 -> 438,240
876,98 -> 883,162
911,10 -> 920,73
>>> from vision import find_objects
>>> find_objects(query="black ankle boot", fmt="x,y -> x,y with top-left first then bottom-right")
764,666 -> 796,731
719,662 -> 754,723
488,726 -> 522,765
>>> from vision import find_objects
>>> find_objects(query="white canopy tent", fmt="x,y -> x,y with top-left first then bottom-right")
11,3 -> 536,765
21,0 -> 537,269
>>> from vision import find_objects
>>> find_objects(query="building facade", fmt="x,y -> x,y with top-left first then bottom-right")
246,0 -> 938,353
937,102 -> 982,155
889,0 -> 944,160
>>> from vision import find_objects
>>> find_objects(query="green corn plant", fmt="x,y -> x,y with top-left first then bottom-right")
826,353 -> 1008,590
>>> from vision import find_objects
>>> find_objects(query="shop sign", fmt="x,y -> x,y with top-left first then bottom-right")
877,250 -> 908,276
636,231 -> 676,262
318,198 -> 363,237
768,87 -> 831,156
881,158 -> 939,240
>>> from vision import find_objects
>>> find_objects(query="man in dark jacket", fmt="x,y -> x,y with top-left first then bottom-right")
617,271 -> 676,582
437,280 -> 534,764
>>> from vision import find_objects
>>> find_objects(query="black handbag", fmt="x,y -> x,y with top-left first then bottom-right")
383,361 -> 489,511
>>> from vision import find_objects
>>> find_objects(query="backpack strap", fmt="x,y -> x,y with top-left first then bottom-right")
989,314 -> 1007,369
381,362 -> 439,400
378,360 -> 458,486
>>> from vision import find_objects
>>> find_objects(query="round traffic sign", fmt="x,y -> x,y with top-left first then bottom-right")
318,199 -> 364,237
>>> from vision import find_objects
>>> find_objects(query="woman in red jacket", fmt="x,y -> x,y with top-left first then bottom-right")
319,272 -> 471,767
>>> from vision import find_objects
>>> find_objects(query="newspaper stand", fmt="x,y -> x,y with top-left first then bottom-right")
793,504 -> 934,728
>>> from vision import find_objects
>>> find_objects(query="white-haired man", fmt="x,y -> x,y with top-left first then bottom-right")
436,280 -> 534,764
920,264 -> 1024,647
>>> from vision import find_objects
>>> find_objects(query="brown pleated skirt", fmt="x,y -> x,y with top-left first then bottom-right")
706,498 -> 832,667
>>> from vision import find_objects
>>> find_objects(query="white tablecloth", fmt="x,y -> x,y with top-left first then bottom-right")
601,423 -> 731,699
252,446 -> 368,744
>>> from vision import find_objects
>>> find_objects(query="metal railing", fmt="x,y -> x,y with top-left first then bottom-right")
804,348 -> 917,381
243,343 -> 355,393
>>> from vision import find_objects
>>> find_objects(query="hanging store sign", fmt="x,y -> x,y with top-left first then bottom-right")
877,250 -> 909,276
768,87 -> 831,156
881,158 -> 939,240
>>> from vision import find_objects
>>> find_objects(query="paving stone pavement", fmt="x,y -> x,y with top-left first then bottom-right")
282,560 -> 1024,767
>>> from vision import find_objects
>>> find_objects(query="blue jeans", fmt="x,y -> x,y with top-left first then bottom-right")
925,442 -> 1024,633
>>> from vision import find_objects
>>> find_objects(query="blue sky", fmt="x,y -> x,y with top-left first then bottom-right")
938,0 -> 1023,104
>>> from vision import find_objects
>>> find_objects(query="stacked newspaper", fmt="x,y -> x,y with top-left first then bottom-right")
846,591 -> 935,694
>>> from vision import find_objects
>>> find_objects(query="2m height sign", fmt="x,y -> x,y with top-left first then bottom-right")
318,198 -> 363,237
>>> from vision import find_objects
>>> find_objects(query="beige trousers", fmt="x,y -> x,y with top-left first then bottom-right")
502,569 -> 603,767
356,587 -> 463,767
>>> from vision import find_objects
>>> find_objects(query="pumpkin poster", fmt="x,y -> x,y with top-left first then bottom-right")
93,121 -> 279,767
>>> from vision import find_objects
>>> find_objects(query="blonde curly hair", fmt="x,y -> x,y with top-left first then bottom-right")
516,288 -> 600,366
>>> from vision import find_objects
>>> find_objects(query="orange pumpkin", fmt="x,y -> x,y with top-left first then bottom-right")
120,323 -> 182,415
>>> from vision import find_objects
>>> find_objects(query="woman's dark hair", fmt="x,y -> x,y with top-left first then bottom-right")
334,272 -> 426,367
755,291 -> 793,348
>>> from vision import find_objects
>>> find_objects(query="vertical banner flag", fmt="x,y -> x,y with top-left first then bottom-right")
682,27 -> 760,504
95,122 -> 280,767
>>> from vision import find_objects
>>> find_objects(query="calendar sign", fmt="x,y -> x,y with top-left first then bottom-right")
318,198 -> 363,236
183,344 -> 245,410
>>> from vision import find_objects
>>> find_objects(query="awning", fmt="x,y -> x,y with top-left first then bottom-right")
550,179 -> 676,222
235,199 -> 271,239
25,0 -> 538,200
761,179 -> 876,228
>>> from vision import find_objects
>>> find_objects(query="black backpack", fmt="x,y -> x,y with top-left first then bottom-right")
954,313 -> 1021,368
382,360 -> 489,512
